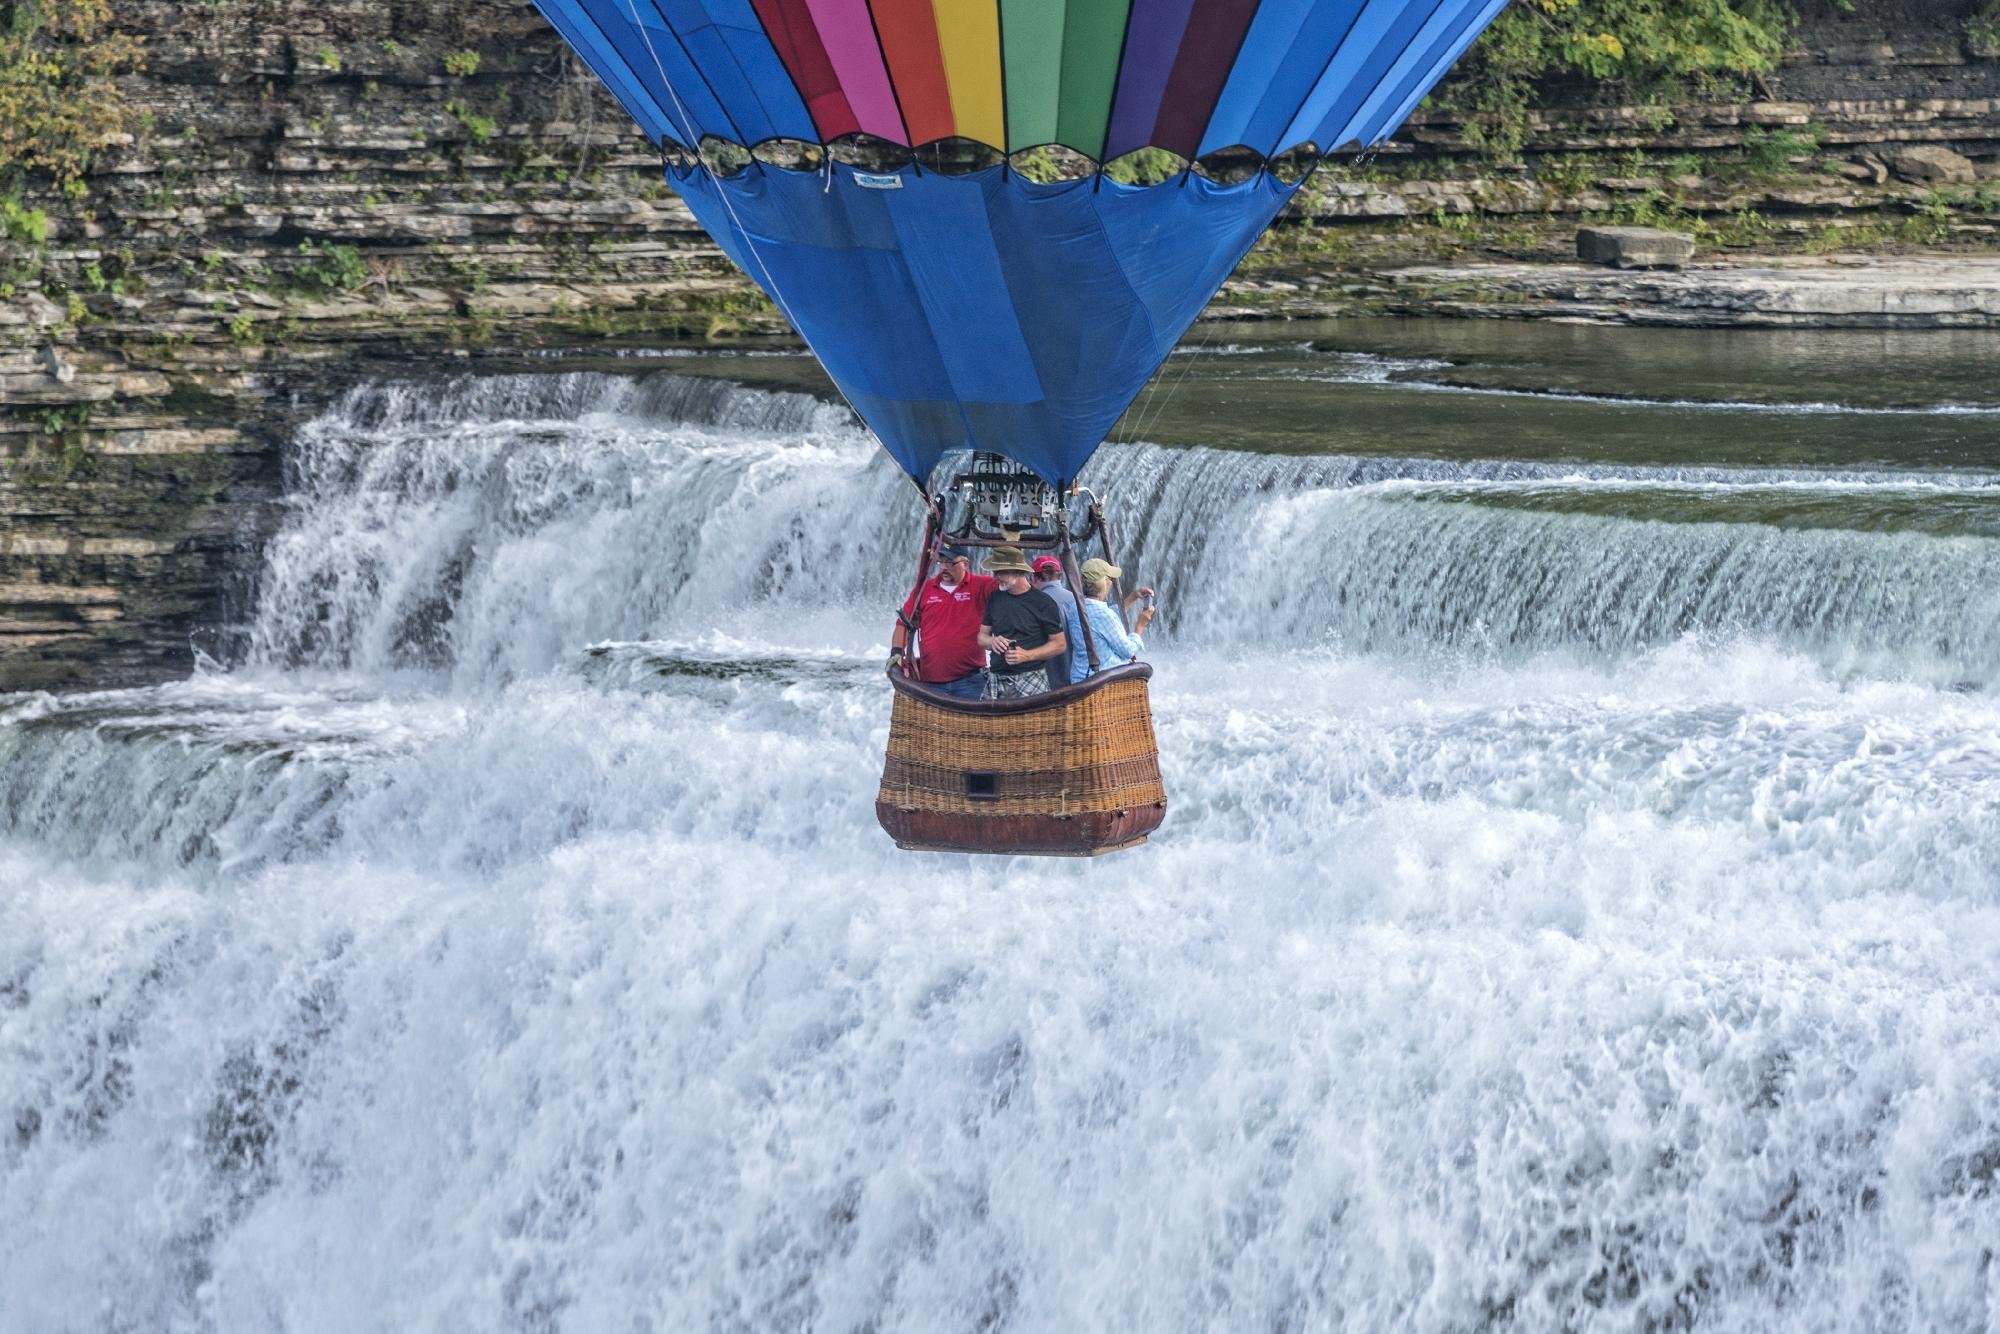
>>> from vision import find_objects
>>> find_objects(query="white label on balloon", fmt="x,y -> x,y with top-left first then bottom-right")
854,173 -> 904,190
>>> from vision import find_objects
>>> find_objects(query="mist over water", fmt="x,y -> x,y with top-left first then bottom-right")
7,337 -> 2000,1331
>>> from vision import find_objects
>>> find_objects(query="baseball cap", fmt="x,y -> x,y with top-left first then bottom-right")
1079,557 -> 1123,583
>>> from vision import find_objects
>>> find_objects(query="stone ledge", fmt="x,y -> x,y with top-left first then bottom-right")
94,429 -> 260,456
1577,226 -> 1697,269
1376,254 -> 2000,327
1,535 -> 183,557
0,583 -> 125,605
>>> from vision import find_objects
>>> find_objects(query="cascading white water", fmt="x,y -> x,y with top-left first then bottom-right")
251,373 -> 906,681
252,371 -> 2000,687
5,364 -> 2000,1332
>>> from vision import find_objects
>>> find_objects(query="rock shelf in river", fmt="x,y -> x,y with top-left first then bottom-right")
1369,255 -> 2000,327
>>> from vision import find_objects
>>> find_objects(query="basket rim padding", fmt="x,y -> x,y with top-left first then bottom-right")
885,661 -> 1153,715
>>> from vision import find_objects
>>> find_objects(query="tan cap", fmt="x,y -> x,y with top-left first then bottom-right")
984,545 -> 1032,574
1079,557 -> 1123,583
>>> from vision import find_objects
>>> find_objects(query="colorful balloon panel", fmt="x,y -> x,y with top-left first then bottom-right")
531,0 -> 1509,157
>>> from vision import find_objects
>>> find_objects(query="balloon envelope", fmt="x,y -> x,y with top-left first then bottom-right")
676,163 -> 1296,483
529,0 -> 1512,480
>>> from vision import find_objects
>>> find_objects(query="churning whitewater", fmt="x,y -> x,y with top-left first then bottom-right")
6,364 -> 2000,1332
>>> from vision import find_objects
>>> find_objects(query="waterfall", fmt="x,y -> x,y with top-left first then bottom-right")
6,364 -> 2000,1333
244,370 -> 2000,687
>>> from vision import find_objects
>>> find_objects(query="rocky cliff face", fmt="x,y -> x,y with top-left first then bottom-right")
2,0 -> 734,690
1423,0 -> 2000,163
4,0 -> 2000,690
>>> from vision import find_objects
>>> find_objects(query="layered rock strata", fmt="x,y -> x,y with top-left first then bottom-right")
5,0 -> 2000,689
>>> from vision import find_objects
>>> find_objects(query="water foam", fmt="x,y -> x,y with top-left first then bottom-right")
244,371 -> 2000,690
6,367 -> 2000,1331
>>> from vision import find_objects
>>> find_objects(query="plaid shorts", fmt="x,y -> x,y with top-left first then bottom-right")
985,667 -> 1050,700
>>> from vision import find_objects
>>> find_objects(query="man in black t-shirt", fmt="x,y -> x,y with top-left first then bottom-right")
976,546 -> 1069,699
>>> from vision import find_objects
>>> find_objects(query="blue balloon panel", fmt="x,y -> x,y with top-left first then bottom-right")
673,163 -> 1301,483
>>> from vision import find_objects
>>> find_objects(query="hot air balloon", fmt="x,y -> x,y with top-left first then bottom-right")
528,0 -> 1513,854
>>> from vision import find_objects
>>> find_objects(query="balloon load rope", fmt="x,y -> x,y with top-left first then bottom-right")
894,498 -> 943,680
621,0 -> 881,453
1059,505 -> 1102,672
1113,151 -> 1327,450
897,461 -> 1118,677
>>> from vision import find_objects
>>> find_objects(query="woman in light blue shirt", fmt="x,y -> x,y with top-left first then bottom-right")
1079,557 -> 1156,671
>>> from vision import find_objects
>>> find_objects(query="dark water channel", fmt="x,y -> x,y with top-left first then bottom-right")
587,316 -> 2000,472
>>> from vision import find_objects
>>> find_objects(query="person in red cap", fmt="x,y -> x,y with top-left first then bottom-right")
891,541 -> 995,699
1031,554 -> 1087,686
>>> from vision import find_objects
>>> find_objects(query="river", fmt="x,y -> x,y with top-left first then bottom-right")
6,319 -> 2000,1331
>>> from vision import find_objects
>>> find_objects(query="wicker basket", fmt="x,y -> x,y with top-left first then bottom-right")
876,663 -> 1168,855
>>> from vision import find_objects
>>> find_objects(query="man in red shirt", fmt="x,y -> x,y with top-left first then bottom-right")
892,542 -> 996,699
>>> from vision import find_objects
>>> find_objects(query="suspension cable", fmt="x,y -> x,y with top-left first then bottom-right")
618,0 -> 874,436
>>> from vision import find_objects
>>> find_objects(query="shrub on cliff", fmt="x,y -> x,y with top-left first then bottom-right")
1437,0 -> 1795,160
0,0 -> 144,187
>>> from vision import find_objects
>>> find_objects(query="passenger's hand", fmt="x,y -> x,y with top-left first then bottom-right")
1002,646 -> 1032,665
991,636 -> 1015,653
1133,586 -> 1154,599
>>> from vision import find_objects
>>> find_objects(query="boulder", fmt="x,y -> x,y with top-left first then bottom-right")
1576,225 -> 1696,270
1887,145 -> 1976,186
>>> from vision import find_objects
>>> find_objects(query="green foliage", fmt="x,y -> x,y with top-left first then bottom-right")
1011,146 -> 1191,185
1,195 -> 49,242
698,138 -> 752,174
1969,0 -> 2000,57
314,44 -> 341,72
446,100 -> 497,143
665,284 -> 773,343
292,239 -> 366,295
1741,123 -> 1822,174
84,249 -> 133,294
1903,191 -> 1956,244
1438,0 -> 1796,161
1711,207 -> 1776,246
1103,147 -> 1185,186
1008,147 -> 1068,183
0,0 -> 146,185
1242,218 -> 1358,272
443,49 -> 480,77
1535,152 -> 1599,197
26,405 -> 97,481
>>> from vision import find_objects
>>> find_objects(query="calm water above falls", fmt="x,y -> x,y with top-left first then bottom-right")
6,324 -> 2000,1331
